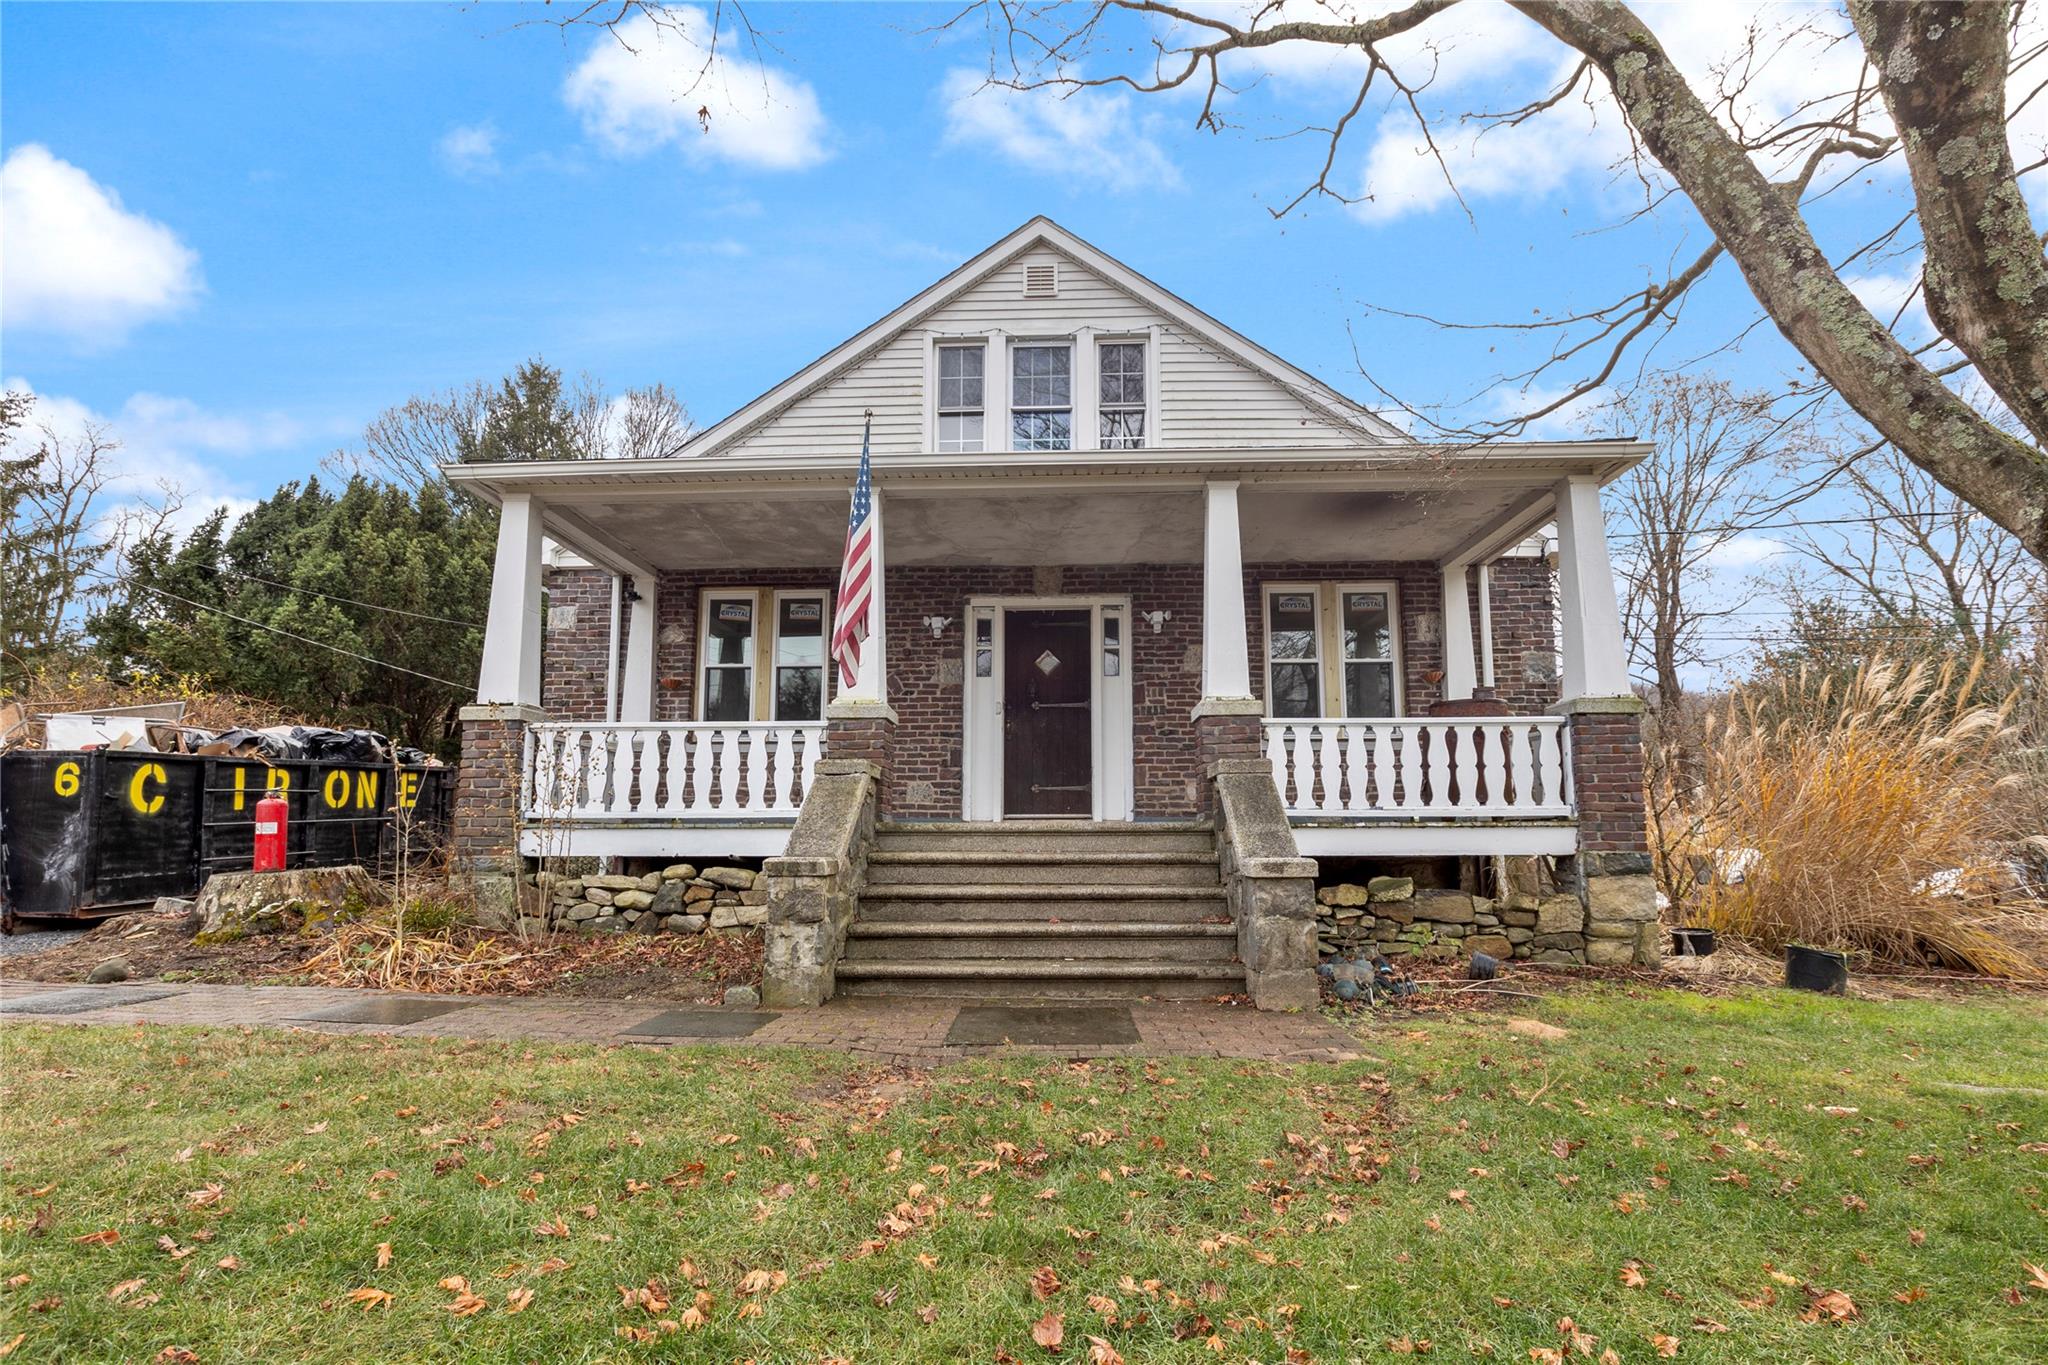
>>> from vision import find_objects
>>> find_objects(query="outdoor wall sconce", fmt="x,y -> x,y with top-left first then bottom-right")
1139,609 -> 1172,634
923,615 -> 953,639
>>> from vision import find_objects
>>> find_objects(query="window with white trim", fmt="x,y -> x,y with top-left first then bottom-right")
697,589 -> 832,722
1264,588 -> 1321,719
1098,340 -> 1146,449
935,343 -> 985,453
1010,342 -> 1072,451
1338,588 -> 1397,718
1260,583 -> 1403,718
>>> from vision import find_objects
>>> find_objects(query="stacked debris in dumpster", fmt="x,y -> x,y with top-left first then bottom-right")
1,702 -> 450,927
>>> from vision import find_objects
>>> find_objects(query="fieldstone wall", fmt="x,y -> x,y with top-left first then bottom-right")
1314,873 -> 1591,965
525,862 -> 765,936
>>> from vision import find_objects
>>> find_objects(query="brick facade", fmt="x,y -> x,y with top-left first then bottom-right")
1565,709 -> 1651,853
538,556 -> 1572,822
452,707 -> 539,872
542,568 -> 623,718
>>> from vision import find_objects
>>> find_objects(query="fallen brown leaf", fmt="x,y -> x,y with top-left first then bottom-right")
345,1287 -> 393,1311
1031,1310 -> 1065,1351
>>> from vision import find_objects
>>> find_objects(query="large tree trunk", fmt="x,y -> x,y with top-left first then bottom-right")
1849,1 -> 2048,452
1514,0 -> 2048,563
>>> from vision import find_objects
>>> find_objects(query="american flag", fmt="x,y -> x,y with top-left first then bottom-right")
830,417 -> 876,689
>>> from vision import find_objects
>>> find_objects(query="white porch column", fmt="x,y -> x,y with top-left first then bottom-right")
618,575 -> 658,723
1476,563 -> 1496,688
476,492 -> 544,706
831,486 -> 889,707
1553,475 -> 1632,698
1439,563 -> 1476,701
1199,480 -> 1254,702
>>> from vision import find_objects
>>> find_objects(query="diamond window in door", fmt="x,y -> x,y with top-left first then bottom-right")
1035,650 -> 1061,675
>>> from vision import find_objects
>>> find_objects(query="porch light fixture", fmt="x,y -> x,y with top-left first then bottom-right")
922,615 -> 953,639
1139,609 -> 1172,634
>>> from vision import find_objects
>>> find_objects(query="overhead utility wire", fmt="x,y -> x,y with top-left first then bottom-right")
89,573 -> 472,690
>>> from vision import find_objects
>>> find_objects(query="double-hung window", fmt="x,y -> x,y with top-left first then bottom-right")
1098,341 -> 1146,449
1261,583 -> 1402,718
1264,588 -> 1322,718
1339,588 -> 1397,717
1010,342 -> 1072,451
935,344 -> 985,453
697,589 -> 832,723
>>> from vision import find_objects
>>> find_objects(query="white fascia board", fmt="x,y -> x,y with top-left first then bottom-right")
669,216 -> 1405,459
442,440 -> 1651,500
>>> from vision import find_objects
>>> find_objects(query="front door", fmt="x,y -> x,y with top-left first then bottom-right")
1002,609 -> 1092,816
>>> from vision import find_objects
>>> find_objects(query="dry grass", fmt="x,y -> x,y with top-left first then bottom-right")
2,658 -> 314,734
1680,656 -> 2045,979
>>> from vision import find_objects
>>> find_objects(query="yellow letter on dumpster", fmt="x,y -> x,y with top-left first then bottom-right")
129,763 -> 168,815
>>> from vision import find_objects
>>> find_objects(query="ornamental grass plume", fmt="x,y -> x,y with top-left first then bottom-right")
1684,655 -> 2044,979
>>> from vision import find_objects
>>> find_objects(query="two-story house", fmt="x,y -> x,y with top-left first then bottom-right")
445,218 -> 1657,1010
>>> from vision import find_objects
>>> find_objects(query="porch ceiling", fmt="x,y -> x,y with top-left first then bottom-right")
538,481 -> 1553,571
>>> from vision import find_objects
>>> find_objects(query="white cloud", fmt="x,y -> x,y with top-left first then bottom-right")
1703,533 -> 1789,571
563,8 -> 830,171
2,378 -> 312,539
0,144 -> 202,345
940,67 -> 1182,193
438,122 -> 501,178
1844,257 -> 1935,339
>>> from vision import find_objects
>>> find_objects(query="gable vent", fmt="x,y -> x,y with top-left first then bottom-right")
1022,262 -> 1059,298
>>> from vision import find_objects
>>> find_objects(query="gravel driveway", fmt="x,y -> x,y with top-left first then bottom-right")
0,924 -> 89,959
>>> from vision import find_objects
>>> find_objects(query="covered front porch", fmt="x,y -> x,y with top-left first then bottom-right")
447,441 -> 1645,861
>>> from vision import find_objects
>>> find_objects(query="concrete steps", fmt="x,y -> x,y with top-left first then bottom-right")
841,823 -> 1244,1001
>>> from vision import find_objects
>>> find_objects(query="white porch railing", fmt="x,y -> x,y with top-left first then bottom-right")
523,723 -> 825,822
1265,716 -> 1572,819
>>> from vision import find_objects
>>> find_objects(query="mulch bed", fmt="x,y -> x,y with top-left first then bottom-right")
3,909 -> 762,1003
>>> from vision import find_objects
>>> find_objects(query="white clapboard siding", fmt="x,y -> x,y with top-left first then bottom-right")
722,246 -> 1381,457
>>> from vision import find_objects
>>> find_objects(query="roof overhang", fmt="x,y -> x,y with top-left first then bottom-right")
445,441 -> 1648,574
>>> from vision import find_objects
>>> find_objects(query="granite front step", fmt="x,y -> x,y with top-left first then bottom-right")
873,822 -> 1214,854
844,920 -> 1239,962
864,851 -> 1221,887
833,957 -> 1245,1001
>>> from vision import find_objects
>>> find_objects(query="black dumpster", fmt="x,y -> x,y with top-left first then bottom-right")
1,750 -> 453,926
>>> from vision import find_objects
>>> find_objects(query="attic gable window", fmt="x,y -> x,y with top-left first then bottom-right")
935,343 -> 986,453
1010,342 -> 1073,451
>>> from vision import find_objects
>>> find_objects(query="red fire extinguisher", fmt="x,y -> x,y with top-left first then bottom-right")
253,791 -> 288,872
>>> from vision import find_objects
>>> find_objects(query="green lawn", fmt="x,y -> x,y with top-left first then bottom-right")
3,987 -> 2046,1363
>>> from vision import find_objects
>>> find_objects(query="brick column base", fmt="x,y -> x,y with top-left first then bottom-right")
455,703 -> 547,916
1555,697 -> 1658,966
825,700 -> 896,816
1192,697 -> 1266,816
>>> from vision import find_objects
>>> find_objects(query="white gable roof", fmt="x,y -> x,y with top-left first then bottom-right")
679,217 -> 1403,459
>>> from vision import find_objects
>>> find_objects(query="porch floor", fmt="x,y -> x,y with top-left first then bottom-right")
0,980 -> 1363,1065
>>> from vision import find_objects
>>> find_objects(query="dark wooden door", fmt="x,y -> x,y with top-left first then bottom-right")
1003,609 -> 1092,817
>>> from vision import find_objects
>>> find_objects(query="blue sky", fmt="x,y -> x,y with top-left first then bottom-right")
5,1 -> 2040,678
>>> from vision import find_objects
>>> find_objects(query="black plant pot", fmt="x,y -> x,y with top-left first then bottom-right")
1784,944 -> 1849,994
1671,926 -> 1717,957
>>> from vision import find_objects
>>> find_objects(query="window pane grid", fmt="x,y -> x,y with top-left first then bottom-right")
937,344 -> 985,453
1098,341 -> 1145,450
1011,343 -> 1072,451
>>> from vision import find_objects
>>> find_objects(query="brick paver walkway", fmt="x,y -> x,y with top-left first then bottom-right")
0,979 -> 1363,1065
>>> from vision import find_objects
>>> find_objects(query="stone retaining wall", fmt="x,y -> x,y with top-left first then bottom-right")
524,862 -> 766,936
1313,875 -> 1592,964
